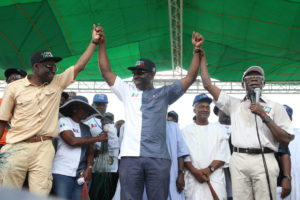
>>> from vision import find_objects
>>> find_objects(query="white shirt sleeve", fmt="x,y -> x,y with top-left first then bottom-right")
58,117 -> 73,134
110,76 -> 128,102
273,103 -> 294,137
214,90 -> 238,116
214,127 -> 231,168
184,156 -> 192,162
104,124 -> 120,157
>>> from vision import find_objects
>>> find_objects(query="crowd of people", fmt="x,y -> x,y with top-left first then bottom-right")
0,24 -> 299,200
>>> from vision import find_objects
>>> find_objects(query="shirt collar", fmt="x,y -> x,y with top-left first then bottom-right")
24,75 -> 32,87
24,75 -> 50,87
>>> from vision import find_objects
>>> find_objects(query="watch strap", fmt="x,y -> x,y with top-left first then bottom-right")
194,49 -> 201,54
91,40 -> 98,45
262,115 -> 271,124
208,165 -> 215,173
283,175 -> 292,180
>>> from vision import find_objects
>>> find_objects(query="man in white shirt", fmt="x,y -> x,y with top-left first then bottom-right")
199,45 -> 294,200
182,93 -> 230,200
97,24 -> 204,200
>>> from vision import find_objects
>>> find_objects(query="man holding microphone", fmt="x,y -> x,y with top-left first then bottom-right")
199,44 -> 294,200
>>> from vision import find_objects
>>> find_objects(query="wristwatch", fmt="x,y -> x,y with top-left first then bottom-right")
91,40 -> 98,45
262,115 -> 272,124
283,175 -> 292,181
208,165 -> 215,173
178,170 -> 185,174
194,49 -> 201,54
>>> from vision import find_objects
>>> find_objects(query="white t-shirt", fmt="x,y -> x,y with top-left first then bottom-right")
52,117 -> 87,177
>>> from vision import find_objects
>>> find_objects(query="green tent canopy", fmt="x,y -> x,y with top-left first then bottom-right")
0,0 -> 300,81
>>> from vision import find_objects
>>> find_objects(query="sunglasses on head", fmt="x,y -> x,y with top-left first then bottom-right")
132,69 -> 149,75
7,74 -> 22,83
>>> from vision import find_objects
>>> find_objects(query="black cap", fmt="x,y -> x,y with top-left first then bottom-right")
30,50 -> 62,67
168,111 -> 178,123
4,68 -> 27,79
128,59 -> 156,73
104,112 -> 114,123
61,92 -> 69,100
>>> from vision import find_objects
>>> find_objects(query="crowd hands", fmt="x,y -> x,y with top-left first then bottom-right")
0,23 -> 297,200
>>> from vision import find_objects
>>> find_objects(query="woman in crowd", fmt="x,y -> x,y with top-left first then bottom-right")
51,96 -> 108,200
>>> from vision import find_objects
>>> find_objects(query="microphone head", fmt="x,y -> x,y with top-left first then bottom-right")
254,88 -> 261,103
249,90 -> 255,103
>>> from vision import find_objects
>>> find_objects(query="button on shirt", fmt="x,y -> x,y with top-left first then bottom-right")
215,91 -> 294,151
0,67 -> 74,144
111,76 -> 184,159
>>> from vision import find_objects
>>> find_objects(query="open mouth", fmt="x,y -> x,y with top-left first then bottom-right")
249,83 -> 260,88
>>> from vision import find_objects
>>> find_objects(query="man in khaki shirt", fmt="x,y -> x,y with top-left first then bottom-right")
0,24 -> 102,195
199,42 -> 294,200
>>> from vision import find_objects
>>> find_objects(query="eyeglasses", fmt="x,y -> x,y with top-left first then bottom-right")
132,69 -> 149,76
39,63 -> 57,72
7,74 -> 22,83
244,75 -> 264,81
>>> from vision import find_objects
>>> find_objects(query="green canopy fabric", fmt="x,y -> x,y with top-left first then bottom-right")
0,0 -> 300,81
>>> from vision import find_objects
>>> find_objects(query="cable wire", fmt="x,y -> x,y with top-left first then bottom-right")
254,114 -> 273,200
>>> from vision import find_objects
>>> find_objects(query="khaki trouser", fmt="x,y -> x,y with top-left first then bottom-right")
229,152 -> 279,200
0,140 -> 55,195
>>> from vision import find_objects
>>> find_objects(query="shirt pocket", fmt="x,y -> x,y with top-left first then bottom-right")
44,88 -> 56,96
42,88 -> 57,104
16,96 -> 34,113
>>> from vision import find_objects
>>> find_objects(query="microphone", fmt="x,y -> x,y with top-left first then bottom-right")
254,88 -> 261,103
249,90 -> 255,103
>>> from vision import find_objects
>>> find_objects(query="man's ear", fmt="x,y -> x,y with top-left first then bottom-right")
242,81 -> 245,88
150,72 -> 155,79
32,63 -> 38,73
193,107 -> 196,114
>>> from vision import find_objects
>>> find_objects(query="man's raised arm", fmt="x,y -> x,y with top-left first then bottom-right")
97,25 -> 116,86
73,24 -> 101,78
180,32 -> 203,91
200,49 -> 221,101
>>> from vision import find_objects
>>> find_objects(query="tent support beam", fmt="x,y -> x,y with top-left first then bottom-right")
168,0 -> 183,77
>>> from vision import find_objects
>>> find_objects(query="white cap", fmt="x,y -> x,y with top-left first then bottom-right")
242,66 -> 265,82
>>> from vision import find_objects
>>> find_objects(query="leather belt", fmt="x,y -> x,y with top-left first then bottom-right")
233,146 -> 274,154
25,136 -> 53,143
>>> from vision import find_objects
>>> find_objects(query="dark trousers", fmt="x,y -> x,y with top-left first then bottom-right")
119,157 -> 171,200
89,172 -> 118,200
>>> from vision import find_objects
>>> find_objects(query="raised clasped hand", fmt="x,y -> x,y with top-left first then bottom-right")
192,32 -> 204,50
92,23 -> 105,44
